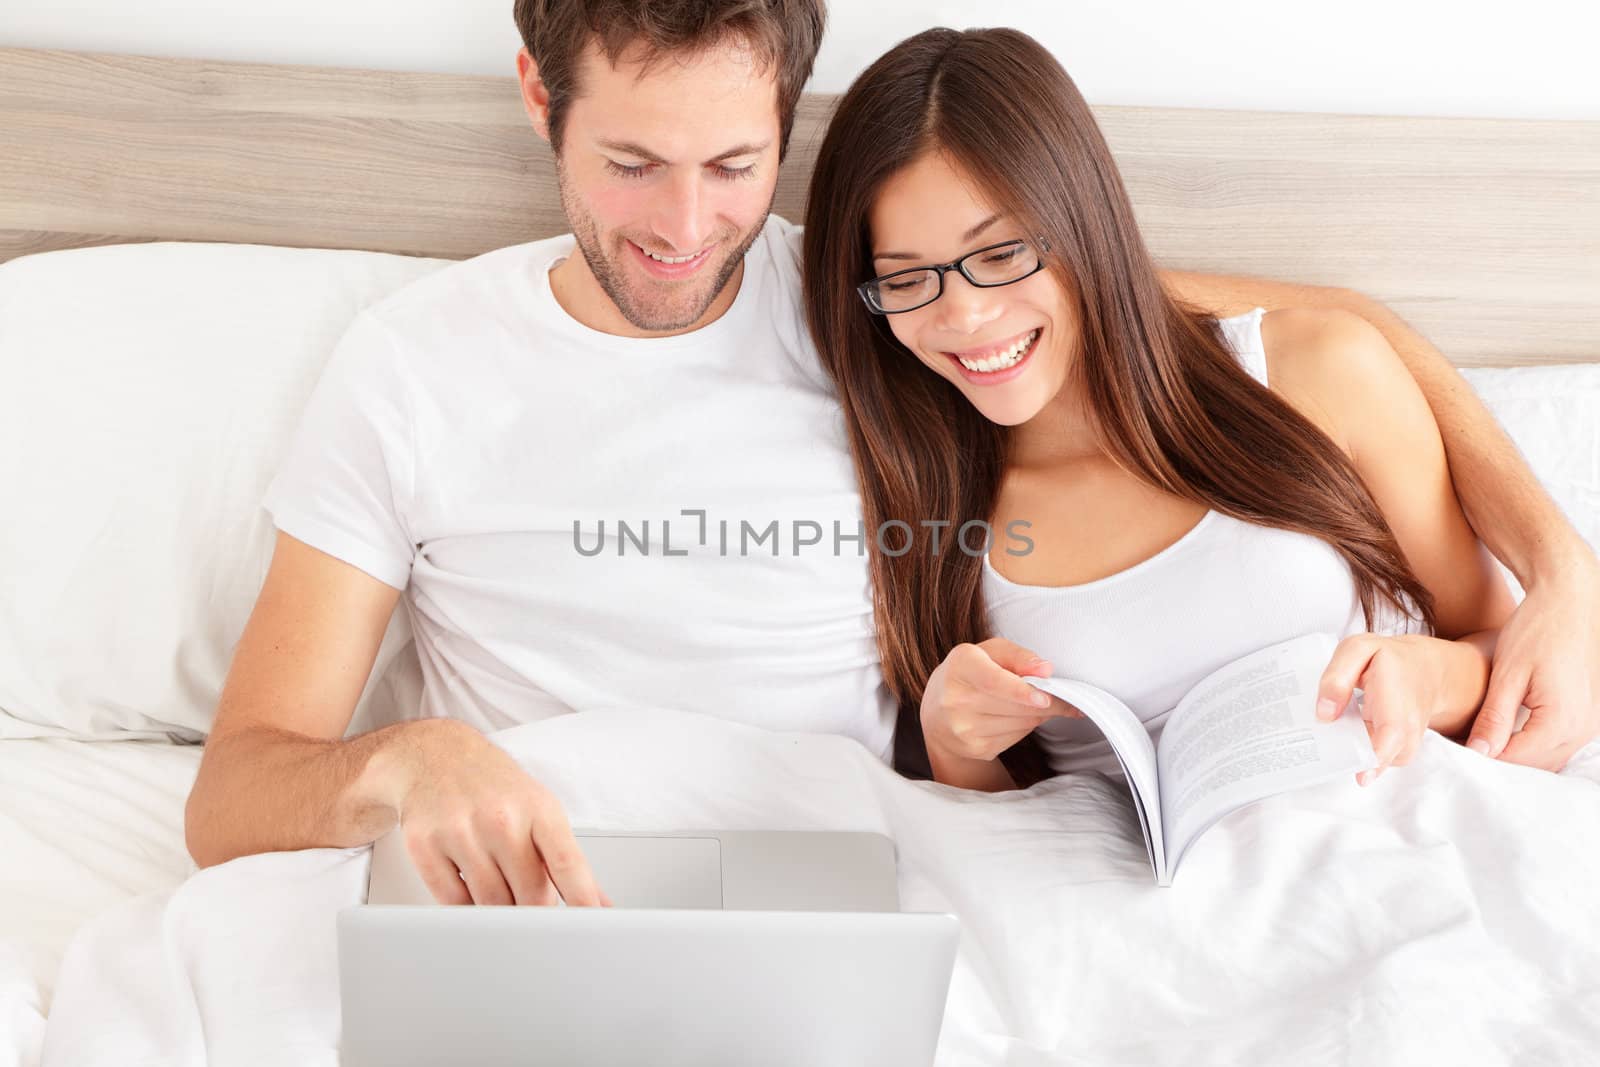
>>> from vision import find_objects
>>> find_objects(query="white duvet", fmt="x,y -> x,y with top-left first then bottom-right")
0,739 -> 200,1067
34,709 -> 1600,1066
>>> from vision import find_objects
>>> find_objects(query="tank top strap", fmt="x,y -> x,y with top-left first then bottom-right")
1215,306 -> 1269,387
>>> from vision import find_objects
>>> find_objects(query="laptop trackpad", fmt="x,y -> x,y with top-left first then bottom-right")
572,835 -> 722,910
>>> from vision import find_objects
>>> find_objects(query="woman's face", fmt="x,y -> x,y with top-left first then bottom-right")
867,150 -> 1078,427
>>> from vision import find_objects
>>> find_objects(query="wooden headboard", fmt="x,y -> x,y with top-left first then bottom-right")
2,46 -> 1596,366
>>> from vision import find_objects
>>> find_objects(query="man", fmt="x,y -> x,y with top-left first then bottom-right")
184,0 -> 1600,906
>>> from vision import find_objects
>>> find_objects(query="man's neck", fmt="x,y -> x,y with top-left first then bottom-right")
548,252 -> 744,340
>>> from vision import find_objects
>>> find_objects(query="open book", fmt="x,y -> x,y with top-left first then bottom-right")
1023,632 -> 1378,887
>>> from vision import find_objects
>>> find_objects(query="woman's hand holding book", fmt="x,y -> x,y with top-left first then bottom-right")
920,638 -> 1084,789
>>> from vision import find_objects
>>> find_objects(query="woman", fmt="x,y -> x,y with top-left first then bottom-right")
801,27 -> 1516,792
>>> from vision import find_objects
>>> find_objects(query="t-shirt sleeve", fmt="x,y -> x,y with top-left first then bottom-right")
765,215 -> 838,398
777,215 -> 805,274
261,310 -> 417,590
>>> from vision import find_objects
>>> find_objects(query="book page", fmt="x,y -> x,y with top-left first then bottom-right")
1023,675 -> 1167,880
1155,633 -> 1377,881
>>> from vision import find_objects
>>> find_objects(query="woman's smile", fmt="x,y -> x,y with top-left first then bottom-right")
941,326 -> 1044,384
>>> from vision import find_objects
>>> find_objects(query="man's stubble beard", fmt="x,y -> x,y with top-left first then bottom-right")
558,162 -> 773,333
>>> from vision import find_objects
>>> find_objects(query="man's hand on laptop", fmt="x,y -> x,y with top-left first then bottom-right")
381,719 -> 611,907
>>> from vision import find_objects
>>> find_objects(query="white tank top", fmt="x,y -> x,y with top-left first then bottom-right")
982,307 -> 1417,776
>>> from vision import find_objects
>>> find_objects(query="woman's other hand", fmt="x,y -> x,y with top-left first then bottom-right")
1315,632 -> 1491,786
920,637 -> 1082,774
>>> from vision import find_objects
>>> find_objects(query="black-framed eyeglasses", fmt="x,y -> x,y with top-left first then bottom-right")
857,238 -> 1048,315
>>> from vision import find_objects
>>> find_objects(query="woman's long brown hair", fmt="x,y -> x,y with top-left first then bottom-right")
801,27 -> 1435,786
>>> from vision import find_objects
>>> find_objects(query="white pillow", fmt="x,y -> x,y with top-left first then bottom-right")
0,242 -> 451,740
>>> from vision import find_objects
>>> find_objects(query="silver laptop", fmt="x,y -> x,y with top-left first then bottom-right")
339,829 -> 961,1067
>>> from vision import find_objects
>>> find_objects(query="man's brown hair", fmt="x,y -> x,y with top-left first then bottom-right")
513,0 -> 826,160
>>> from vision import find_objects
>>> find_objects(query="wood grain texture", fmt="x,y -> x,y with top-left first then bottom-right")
2,46 -> 1595,365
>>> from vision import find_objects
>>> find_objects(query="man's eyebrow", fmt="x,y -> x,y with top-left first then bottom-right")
596,139 -> 771,165
872,212 -> 1007,262
708,141 -> 771,163
597,140 -> 668,164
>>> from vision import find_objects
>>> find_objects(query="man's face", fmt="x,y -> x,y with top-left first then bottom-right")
523,38 -> 783,335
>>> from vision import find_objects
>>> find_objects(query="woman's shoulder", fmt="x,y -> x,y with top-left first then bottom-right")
1259,305 -> 1387,349
1256,306 -> 1409,460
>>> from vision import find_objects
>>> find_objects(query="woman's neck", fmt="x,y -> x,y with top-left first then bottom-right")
1006,376 -> 1105,470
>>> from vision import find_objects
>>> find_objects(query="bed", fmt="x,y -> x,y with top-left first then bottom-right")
2,45 -> 1598,1067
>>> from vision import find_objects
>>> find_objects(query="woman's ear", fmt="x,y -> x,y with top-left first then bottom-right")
516,47 -> 553,143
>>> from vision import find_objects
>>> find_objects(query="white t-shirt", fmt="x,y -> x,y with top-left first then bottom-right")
262,215 -> 896,759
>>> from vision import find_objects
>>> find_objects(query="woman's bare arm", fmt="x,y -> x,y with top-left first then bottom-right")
1167,272 -> 1600,770
1260,307 -> 1518,641
1260,307 -> 1518,743
1162,271 -> 1585,581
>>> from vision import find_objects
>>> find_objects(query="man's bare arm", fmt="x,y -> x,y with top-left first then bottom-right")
185,530 -> 429,866
1164,270 -> 1600,771
184,531 -> 608,906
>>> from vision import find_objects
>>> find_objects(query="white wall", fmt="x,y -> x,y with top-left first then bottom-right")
4,0 -> 1597,120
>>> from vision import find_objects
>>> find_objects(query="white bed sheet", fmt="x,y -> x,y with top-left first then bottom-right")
36,711 -> 1600,1066
0,739 -> 201,1067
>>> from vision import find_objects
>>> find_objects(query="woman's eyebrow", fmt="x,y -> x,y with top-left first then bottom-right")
873,211 -> 1007,261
